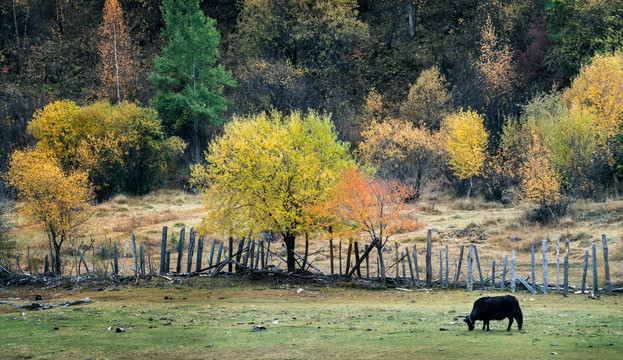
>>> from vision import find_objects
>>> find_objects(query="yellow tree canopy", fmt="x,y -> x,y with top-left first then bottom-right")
440,109 -> 488,181
191,111 -> 353,239
5,148 -> 94,274
520,133 -> 562,206
562,52 -> 623,142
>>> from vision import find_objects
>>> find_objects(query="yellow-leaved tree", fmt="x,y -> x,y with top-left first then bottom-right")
519,133 -> 563,221
359,117 -> 441,199
5,148 -> 94,275
562,52 -> 623,143
191,111 -> 353,272
440,109 -> 488,197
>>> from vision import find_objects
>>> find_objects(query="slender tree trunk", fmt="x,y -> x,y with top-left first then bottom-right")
467,175 -> 473,198
283,231 -> 296,272
12,0 -> 21,73
54,242 -> 62,275
113,24 -> 121,104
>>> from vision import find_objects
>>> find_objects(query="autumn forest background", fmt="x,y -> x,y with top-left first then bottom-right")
1,0 -> 623,275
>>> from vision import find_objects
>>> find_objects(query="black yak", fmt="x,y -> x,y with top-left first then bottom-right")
464,295 -> 523,331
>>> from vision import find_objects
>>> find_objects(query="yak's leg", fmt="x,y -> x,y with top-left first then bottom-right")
484,320 -> 490,331
507,317 -> 514,331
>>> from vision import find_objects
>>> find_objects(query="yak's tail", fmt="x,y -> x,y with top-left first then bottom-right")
515,305 -> 523,330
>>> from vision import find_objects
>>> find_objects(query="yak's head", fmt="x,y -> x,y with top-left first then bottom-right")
463,316 -> 475,331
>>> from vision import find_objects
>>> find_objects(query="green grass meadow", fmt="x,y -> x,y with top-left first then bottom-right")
1,279 -> 622,359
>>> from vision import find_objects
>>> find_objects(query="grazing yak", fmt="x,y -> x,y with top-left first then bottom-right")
464,295 -> 523,331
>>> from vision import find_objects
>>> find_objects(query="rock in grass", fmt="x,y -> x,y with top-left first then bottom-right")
253,325 -> 267,332
116,327 -> 125,333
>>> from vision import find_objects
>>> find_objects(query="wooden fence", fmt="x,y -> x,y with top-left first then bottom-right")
16,227 -> 618,295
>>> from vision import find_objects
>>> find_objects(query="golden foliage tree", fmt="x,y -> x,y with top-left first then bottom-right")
476,15 -> 518,132
359,117 -> 441,198
307,168 -> 422,282
519,133 -> 562,219
97,0 -> 135,103
5,148 -> 94,275
562,52 -> 623,147
400,65 -> 451,130
440,109 -> 488,197
191,111 -> 353,272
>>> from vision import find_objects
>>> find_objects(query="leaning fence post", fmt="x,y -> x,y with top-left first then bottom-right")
160,227 -> 167,274
581,250 -> 588,294
501,255 -> 508,291
176,228 -> 185,273
406,247 -> 416,286
214,242 -> 224,272
365,244 -> 370,278
131,234 -> 138,276
602,234 -> 611,294
563,239 -> 569,297
413,245 -> 420,287
467,246 -> 474,292
354,241 -> 362,278
186,228 -> 195,273
510,250 -> 516,293
474,245 -> 484,289
426,230 -> 432,287
208,238 -> 216,270
531,244 -> 536,291
592,243 -> 598,295
454,245 -> 464,289
542,239 -> 548,294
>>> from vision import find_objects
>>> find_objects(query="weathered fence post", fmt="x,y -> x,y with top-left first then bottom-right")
196,236 -> 204,272
113,245 -> 119,275
244,241 -> 253,268
592,243 -> 598,295
467,246 -> 474,292
501,255 -> 508,291
176,228 -> 185,273
413,245 -> 420,287
531,244 -> 536,291
259,240 -> 264,270
165,250 -> 171,273
454,245 -> 464,289
602,234 -> 611,294
394,242 -> 399,279
439,249 -> 443,288
346,241 -> 353,276
215,242 -> 224,271
581,250 -> 588,294
140,245 -> 145,275
208,238 -> 216,270
426,230 -> 432,287
329,239 -> 334,275
186,228 -> 195,273
510,250 -> 516,293
365,244 -> 370,278
354,241 -> 361,277
44,255 -> 49,274
491,260 -> 496,289
402,251 -> 407,283
131,234 -> 138,276
563,239 -> 569,297
445,244 -> 449,289
542,239 -> 548,294
228,237 -> 234,272
236,238 -> 245,272
255,240 -> 260,270
474,245 -> 484,289
556,236 -> 560,293
407,247 -> 416,286
161,226 -> 167,274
